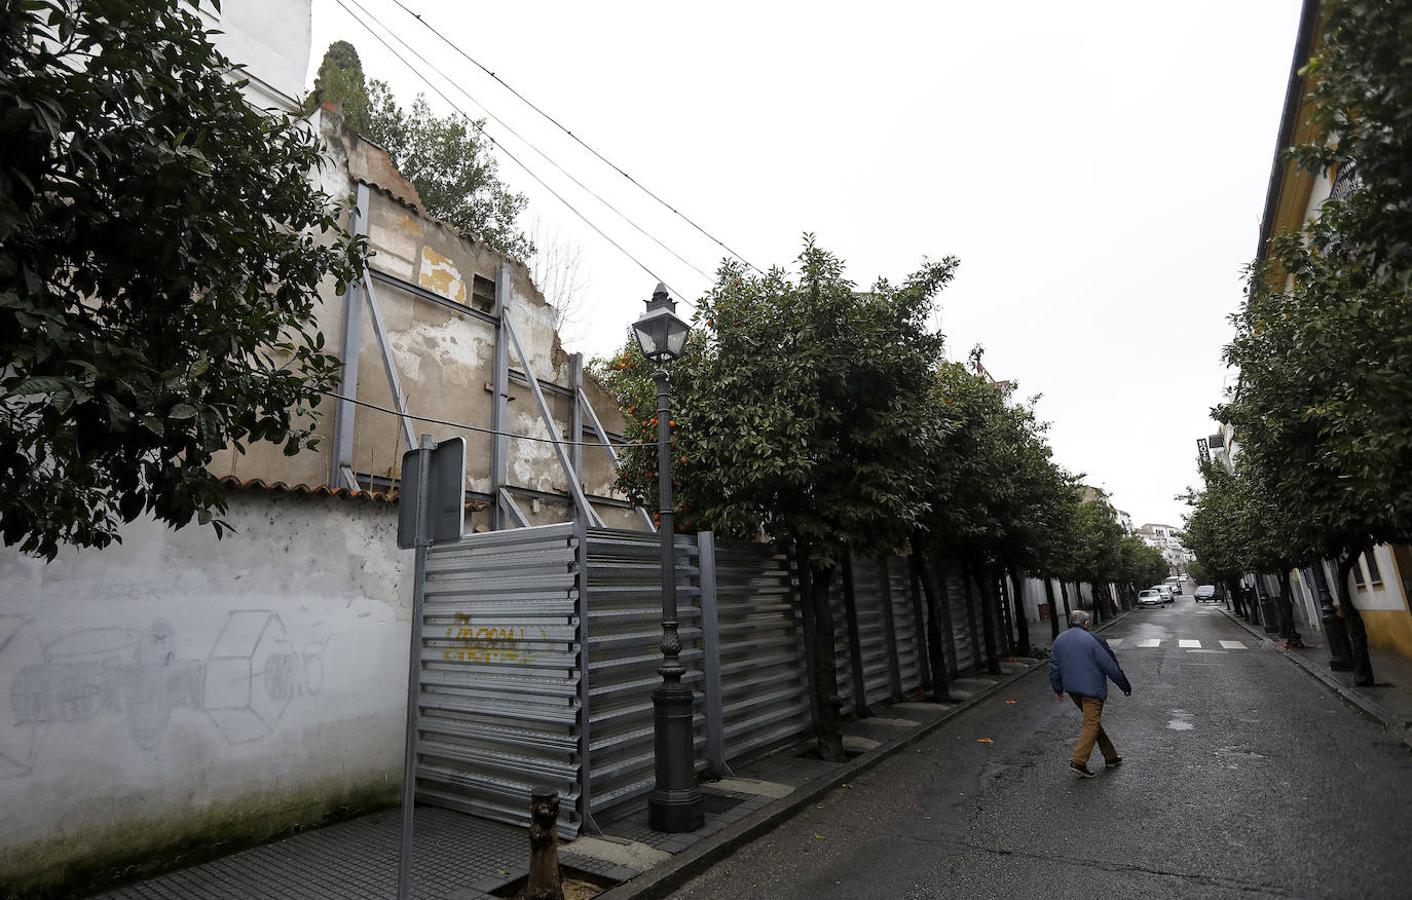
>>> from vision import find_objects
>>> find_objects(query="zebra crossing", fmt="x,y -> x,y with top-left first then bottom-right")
1105,637 -> 1252,651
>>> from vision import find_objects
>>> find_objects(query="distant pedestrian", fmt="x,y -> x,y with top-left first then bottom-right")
1050,609 -> 1131,778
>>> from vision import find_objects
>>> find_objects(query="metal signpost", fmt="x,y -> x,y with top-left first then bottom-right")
396,435 -> 465,900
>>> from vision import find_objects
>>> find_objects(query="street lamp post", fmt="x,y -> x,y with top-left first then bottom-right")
632,283 -> 703,834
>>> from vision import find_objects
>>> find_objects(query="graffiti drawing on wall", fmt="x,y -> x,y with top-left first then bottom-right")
0,610 -> 329,778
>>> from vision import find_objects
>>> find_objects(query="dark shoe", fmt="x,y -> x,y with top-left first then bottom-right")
1105,756 -> 1123,768
1069,762 -> 1096,778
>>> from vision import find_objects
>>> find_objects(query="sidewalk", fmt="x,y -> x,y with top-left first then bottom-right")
94,657 -> 1050,900
1217,606 -> 1412,750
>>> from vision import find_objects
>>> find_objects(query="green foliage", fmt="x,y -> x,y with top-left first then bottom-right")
1181,458 -> 1278,586
1222,0 -> 1412,567
914,357 -> 1076,579
1221,239 -> 1412,560
1293,0 -> 1412,293
594,236 -> 953,564
0,0 -> 364,560
309,43 -> 533,260
308,39 -> 368,125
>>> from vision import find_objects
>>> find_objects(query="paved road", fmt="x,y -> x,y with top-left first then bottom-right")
670,597 -> 1412,899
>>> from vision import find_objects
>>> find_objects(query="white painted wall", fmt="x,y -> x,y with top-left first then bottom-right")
0,491 -> 410,884
206,0 -> 313,112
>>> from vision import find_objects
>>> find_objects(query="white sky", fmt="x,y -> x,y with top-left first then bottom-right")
308,0 -> 1302,528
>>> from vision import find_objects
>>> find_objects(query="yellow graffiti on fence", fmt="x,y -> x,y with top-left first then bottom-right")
441,612 -> 529,664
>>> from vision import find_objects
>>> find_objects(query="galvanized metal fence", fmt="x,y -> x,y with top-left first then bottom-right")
414,522 -> 586,837
582,527 -> 705,819
413,526 -> 989,835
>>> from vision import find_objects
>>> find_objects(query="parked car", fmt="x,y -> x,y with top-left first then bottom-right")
1194,584 -> 1223,603
1151,584 -> 1174,603
1138,589 -> 1164,608
1165,576 -> 1183,595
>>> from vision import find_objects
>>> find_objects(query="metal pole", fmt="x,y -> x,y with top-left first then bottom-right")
490,264 -> 510,530
648,369 -> 703,832
331,184 -> 370,490
397,434 -> 433,900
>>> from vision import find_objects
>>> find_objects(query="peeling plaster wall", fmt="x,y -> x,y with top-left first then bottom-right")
211,113 -> 636,527
0,493 -> 410,891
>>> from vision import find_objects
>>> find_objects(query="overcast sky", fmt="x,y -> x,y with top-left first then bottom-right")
308,0 -> 1303,528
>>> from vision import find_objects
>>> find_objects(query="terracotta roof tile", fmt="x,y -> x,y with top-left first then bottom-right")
218,476 -> 398,504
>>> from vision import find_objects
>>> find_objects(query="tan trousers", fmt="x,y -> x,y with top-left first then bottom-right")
1070,694 -> 1118,766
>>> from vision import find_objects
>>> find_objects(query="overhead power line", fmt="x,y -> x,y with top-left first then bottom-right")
343,0 -> 712,283
316,388 -> 660,449
331,0 -> 683,298
388,0 -> 761,274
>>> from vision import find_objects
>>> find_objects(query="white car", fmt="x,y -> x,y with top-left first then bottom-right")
1138,589 -> 1164,608
1150,584 -> 1174,603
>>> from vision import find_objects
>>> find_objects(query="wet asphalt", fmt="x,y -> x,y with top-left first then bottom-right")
668,597 -> 1412,899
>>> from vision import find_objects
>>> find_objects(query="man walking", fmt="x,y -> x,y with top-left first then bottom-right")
1050,609 -> 1131,778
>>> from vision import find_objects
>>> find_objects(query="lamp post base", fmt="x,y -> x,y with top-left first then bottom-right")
647,684 -> 704,833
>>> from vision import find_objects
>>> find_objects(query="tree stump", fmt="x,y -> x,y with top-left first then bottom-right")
521,788 -> 564,900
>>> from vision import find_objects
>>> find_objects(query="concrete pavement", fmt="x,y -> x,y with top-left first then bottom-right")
667,596 -> 1412,899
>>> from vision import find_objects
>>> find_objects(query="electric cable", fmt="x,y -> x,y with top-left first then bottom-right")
315,387 -> 662,449
331,0 -> 684,299
343,0 -> 713,283
387,0 -> 761,273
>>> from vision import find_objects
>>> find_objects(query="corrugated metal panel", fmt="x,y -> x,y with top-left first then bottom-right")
945,569 -> 978,672
830,580 -> 858,717
887,558 -> 923,693
848,560 -> 896,708
415,522 -> 583,837
714,540 -> 812,761
583,528 -> 705,815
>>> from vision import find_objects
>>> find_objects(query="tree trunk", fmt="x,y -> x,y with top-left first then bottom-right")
1336,553 -> 1375,687
961,562 -> 982,670
800,542 -> 846,761
1059,579 -> 1072,626
1044,577 -> 1060,641
909,533 -> 953,701
1008,565 -> 1032,657
971,557 -> 1002,675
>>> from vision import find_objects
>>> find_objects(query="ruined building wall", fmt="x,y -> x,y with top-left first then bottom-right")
210,110 -> 640,531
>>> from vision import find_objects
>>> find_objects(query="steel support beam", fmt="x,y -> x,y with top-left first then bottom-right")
570,354 -> 584,493
502,316 -> 604,528
330,184 -> 370,490
579,387 -> 657,533
499,487 -> 530,528
362,271 -> 417,451
698,531 -> 735,779
490,263 -> 510,530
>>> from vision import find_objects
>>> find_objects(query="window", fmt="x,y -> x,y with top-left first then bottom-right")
1352,558 -> 1366,588
1364,550 -> 1382,585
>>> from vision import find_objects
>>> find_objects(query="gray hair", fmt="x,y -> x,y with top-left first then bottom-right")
1069,609 -> 1091,628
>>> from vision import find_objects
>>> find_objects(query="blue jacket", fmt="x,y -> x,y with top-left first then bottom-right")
1049,628 -> 1131,700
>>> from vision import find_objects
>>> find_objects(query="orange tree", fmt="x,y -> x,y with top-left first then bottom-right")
595,236 -> 955,760
0,0 -> 364,559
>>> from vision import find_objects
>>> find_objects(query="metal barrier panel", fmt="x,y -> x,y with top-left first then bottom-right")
848,560 -> 895,708
945,570 -> 978,672
887,558 -> 923,693
583,528 -> 705,816
830,580 -> 859,717
713,540 -> 812,762
415,523 -> 583,837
